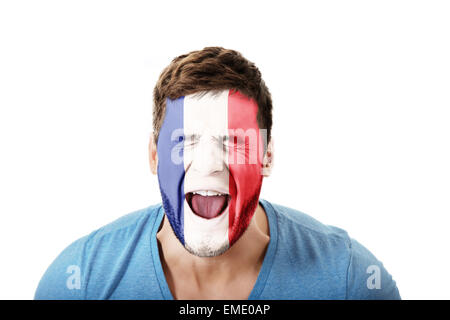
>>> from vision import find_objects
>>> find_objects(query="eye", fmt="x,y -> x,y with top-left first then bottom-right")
178,135 -> 184,142
222,135 -> 229,144
222,135 -> 234,148
227,135 -> 245,146
184,134 -> 200,147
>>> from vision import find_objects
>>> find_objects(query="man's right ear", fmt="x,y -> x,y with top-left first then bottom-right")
148,133 -> 158,175
261,139 -> 274,177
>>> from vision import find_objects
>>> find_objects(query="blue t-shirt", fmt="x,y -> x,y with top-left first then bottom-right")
34,200 -> 400,300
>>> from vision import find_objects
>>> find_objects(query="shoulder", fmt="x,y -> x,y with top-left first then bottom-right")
34,204 -> 162,300
85,204 -> 161,244
262,200 -> 352,280
346,238 -> 401,299
262,200 -> 351,251
68,203 -> 161,257
261,200 -> 401,300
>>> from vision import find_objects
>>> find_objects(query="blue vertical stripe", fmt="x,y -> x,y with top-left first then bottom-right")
157,97 -> 185,245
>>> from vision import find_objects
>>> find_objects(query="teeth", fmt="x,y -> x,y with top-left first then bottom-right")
192,190 -> 225,196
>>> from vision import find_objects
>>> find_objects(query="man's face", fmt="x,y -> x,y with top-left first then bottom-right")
156,89 -> 266,257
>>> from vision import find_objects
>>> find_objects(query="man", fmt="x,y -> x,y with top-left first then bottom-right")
35,47 -> 400,299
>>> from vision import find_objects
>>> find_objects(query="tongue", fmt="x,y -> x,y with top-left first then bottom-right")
191,194 -> 228,219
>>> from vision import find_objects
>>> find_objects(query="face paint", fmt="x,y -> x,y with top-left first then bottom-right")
157,89 -> 265,257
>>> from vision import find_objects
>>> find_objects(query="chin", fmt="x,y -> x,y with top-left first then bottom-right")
183,203 -> 231,257
182,193 -> 231,253
184,241 -> 230,257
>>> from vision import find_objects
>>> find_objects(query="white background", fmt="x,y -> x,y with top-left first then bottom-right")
0,0 -> 449,299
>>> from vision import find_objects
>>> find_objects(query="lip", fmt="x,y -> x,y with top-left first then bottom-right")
184,188 -> 230,195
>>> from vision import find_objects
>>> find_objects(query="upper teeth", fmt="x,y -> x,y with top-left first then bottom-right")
193,190 -> 225,196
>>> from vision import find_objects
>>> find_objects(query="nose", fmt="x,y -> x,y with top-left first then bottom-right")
191,135 -> 224,175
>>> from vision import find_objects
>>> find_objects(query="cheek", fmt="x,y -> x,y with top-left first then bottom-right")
231,164 -> 262,191
228,144 -> 263,203
227,135 -> 264,195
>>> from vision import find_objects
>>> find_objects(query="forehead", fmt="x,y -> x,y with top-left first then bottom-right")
168,90 -> 258,135
184,90 -> 229,135
166,89 -> 259,135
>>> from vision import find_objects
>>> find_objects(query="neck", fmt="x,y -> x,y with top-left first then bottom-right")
156,204 -> 270,287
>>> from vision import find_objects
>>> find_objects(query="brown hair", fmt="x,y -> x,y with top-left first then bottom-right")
152,46 -> 273,143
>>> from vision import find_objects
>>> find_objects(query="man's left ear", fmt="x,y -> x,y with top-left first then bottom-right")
261,139 -> 274,177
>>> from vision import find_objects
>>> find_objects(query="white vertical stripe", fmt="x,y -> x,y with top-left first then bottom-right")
183,90 -> 230,255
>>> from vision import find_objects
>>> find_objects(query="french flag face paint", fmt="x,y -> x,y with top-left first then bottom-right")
157,89 -> 265,257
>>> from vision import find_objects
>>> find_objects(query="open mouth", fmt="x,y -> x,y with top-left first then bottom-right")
185,191 -> 230,219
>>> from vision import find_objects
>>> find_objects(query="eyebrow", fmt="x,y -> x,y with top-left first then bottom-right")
184,133 -> 230,142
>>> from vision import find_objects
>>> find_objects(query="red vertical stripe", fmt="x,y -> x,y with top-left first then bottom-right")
227,89 -> 264,245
